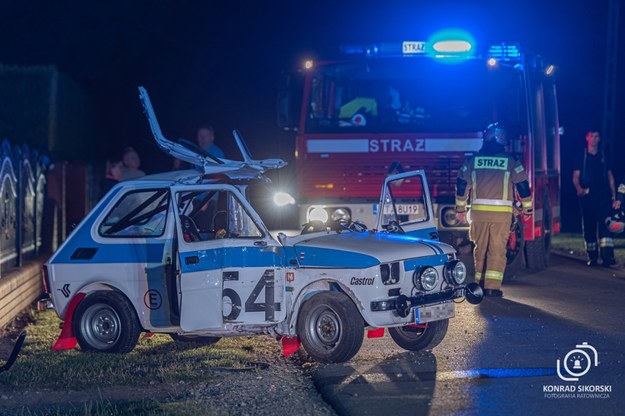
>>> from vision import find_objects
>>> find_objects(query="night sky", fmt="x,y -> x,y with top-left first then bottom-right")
1,0 -> 623,230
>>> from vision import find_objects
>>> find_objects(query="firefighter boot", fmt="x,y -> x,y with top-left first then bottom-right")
586,250 -> 598,267
600,246 -> 615,267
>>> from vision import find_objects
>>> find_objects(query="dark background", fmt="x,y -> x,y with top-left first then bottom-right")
0,0 -> 623,231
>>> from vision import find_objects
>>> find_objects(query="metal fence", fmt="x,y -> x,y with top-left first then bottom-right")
0,139 -> 49,276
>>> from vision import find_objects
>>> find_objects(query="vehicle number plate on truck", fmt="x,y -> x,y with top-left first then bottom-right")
415,302 -> 455,324
383,204 -> 420,215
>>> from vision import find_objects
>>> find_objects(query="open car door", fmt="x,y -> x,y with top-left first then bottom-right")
172,184 -> 286,332
375,170 -> 439,240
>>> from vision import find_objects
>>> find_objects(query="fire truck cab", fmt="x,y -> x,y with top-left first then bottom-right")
277,29 -> 561,276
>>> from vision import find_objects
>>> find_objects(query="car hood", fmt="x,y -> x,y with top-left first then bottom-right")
290,231 -> 453,269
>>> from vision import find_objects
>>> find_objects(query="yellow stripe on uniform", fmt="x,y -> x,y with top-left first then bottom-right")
515,165 -> 525,173
471,204 -> 514,213
503,171 -> 510,201
485,270 -> 503,281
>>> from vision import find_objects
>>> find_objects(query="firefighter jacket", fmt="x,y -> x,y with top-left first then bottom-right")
456,151 -> 532,223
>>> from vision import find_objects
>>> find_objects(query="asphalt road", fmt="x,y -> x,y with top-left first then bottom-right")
311,255 -> 625,416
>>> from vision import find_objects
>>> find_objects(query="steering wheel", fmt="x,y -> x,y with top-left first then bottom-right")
384,220 -> 405,234
337,219 -> 368,233
301,220 -> 327,234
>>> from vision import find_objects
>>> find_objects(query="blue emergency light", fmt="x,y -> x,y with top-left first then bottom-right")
426,28 -> 476,60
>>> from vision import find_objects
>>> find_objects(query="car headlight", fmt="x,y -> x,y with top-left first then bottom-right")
308,207 -> 329,223
273,192 -> 295,206
443,260 -> 467,285
413,266 -> 439,291
440,206 -> 461,227
331,208 -> 351,223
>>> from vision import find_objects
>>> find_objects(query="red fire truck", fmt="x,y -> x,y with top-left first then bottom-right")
277,29 -> 561,275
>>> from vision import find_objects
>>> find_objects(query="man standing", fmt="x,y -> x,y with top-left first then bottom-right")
572,131 -> 617,267
172,124 -> 225,170
455,123 -> 532,297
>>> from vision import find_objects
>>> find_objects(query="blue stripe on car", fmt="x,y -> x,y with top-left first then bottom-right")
180,247 -> 285,273
404,254 -> 448,271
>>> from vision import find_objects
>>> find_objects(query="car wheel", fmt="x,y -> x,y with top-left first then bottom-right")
170,334 -> 221,346
297,291 -> 364,364
73,291 -> 141,353
388,319 -> 449,351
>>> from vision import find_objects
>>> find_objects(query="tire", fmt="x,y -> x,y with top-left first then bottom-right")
297,291 -> 364,364
525,237 -> 547,271
170,334 -> 221,346
504,217 -> 525,281
388,319 -> 449,351
525,199 -> 551,271
73,291 -> 141,353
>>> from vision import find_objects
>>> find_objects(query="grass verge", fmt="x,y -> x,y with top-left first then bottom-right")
551,233 -> 625,266
0,309 -> 281,415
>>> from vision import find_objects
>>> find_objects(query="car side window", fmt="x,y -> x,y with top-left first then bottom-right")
99,189 -> 169,237
176,189 -> 262,242
381,175 -> 428,226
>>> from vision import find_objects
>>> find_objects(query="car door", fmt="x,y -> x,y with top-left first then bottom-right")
172,184 -> 286,332
375,170 -> 439,239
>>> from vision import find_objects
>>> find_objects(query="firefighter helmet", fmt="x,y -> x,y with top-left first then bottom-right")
605,211 -> 625,234
483,122 -> 507,146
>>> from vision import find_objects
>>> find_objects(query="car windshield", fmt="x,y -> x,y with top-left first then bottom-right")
305,58 -> 524,134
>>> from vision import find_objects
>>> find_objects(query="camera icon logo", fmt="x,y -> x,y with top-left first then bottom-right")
556,342 -> 599,381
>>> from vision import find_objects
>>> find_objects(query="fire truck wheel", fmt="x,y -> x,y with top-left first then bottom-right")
388,319 -> 449,351
525,237 -> 548,271
297,291 -> 364,363
73,291 -> 141,354
170,334 -> 221,346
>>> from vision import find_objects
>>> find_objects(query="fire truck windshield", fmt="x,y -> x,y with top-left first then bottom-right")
305,58 -> 524,135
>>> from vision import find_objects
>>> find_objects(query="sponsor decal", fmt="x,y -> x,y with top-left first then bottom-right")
58,283 -> 71,298
350,276 -> 375,285
286,272 -> 295,283
144,289 -> 162,310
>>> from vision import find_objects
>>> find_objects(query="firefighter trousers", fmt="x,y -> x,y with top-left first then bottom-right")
580,192 -> 615,263
470,219 -> 511,290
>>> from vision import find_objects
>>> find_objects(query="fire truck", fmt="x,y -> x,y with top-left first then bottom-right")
277,29 -> 561,276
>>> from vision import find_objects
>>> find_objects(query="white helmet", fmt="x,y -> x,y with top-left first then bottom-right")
605,211 -> 625,234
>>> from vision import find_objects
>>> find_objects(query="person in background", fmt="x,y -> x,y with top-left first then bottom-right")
101,158 -> 124,196
172,125 -> 225,170
572,131 -> 616,267
120,146 -> 146,181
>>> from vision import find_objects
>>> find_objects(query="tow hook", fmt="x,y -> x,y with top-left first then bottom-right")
0,331 -> 27,374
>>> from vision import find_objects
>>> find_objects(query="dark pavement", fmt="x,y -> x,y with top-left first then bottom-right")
312,254 -> 625,416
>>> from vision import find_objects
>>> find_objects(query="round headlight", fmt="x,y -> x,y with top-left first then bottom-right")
273,192 -> 295,206
331,208 -> 351,223
448,260 -> 467,285
413,266 -> 438,291
308,207 -> 329,223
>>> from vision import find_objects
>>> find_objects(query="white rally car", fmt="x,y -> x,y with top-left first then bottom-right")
40,88 -> 483,364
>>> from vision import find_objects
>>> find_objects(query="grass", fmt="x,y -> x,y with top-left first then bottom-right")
0,309 -> 281,415
551,232 -> 625,265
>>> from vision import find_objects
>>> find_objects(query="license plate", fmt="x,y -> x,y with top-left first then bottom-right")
415,302 -> 455,324
383,204 -> 420,215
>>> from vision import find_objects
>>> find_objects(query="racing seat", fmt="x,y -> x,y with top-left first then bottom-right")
179,215 -> 201,242
212,211 -> 228,238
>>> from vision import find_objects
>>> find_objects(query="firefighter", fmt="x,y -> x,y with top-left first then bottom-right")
455,123 -> 532,297
572,131 -> 616,267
